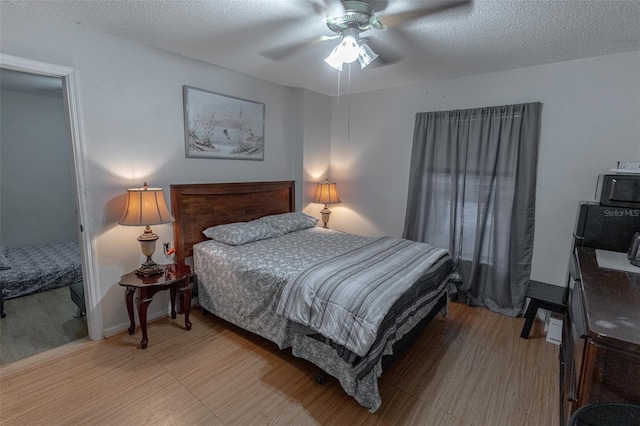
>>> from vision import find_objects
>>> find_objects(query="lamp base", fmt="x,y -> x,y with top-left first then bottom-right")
320,205 -> 332,229
136,256 -> 163,276
136,266 -> 162,276
136,227 -> 162,276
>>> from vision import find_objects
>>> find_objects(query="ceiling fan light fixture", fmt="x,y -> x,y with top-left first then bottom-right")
358,42 -> 378,69
337,35 -> 360,63
325,28 -> 363,71
324,45 -> 344,71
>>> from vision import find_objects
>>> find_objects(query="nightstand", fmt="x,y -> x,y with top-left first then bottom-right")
119,263 -> 193,349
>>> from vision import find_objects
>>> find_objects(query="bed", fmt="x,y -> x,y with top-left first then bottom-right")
0,241 -> 83,318
171,181 -> 456,412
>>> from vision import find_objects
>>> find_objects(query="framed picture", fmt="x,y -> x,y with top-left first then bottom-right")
183,85 -> 265,160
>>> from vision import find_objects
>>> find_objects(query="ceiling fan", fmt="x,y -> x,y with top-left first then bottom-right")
262,0 -> 471,70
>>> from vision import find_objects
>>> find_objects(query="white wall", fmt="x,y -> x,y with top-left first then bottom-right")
300,89 -> 333,216
330,50 -> 640,287
0,89 -> 77,247
0,3 -> 331,335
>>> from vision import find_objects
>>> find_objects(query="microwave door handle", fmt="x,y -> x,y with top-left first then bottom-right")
608,178 -> 617,200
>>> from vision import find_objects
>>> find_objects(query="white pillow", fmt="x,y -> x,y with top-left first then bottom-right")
202,221 -> 282,246
259,212 -> 318,234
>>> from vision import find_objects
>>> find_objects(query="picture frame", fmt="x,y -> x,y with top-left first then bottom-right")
183,85 -> 265,160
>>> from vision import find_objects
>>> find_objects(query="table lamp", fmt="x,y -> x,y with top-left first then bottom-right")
313,179 -> 341,228
119,182 -> 174,276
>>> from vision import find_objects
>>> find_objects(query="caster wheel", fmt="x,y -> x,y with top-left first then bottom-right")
315,372 -> 326,385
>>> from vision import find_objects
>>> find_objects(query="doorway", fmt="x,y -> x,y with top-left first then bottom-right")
0,54 -> 102,363
0,69 -> 87,363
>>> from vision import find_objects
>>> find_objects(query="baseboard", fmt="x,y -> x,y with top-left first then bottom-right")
103,309 -> 168,338
102,297 -> 200,338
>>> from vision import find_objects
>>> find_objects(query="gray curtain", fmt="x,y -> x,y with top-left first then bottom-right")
403,102 -> 541,317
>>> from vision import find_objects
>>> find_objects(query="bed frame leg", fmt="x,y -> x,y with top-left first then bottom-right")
315,372 -> 327,385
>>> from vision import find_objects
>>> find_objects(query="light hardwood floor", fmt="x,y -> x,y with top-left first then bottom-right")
0,286 -> 88,365
0,301 -> 559,425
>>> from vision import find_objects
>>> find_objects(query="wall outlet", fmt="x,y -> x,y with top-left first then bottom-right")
163,242 -> 172,256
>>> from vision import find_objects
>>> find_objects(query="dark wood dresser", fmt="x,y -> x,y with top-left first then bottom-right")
560,247 -> 640,425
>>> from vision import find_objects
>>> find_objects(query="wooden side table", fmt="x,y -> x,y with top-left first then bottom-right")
119,263 -> 193,349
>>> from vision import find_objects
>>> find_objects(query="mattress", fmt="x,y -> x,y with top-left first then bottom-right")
194,227 -> 371,348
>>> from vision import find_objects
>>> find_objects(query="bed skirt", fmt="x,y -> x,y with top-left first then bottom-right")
290,284 -> 453,412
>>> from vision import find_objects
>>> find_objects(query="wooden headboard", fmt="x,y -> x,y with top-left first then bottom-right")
170,181 -> 295,264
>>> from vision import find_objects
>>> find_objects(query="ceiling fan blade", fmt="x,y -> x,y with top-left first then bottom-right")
260,35 -> 339,61
377,0 -> 470,28
309,0 -> 345,16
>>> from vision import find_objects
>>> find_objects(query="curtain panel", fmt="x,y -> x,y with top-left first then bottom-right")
403,102 -> 541,317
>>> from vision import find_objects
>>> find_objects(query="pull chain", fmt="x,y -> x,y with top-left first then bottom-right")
335,68 -> 341,137
347,63 -> 351,141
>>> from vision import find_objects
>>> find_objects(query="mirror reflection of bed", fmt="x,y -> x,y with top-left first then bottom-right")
0,68 -> 87,365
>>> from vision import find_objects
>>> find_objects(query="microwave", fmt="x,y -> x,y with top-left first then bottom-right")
596,174 -> 640,208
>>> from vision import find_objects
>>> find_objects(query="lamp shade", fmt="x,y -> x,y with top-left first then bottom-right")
313,180 -> 342,205
119,183 -> 175,226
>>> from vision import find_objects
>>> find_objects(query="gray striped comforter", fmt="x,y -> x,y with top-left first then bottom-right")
277,237 -> 449,357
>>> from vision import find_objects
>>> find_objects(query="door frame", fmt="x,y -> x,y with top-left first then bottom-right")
1,53 -> 103,340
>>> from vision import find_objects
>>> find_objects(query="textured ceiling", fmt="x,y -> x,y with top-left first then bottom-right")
7,0 -> 640,96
